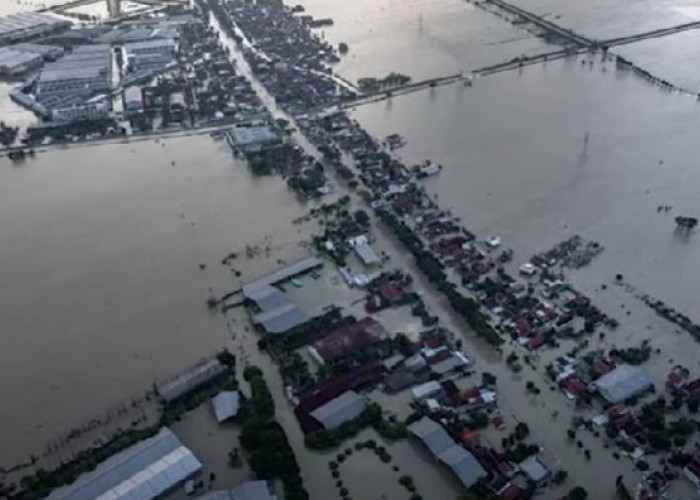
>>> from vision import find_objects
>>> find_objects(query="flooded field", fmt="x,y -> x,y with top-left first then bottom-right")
506,0 -> 700,39
297,0 -> 551,82
0,135 -> 319,467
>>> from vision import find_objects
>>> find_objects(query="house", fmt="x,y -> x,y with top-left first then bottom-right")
667,366 -> 689,392
518,455 -> 550,484
525,333 -> 546,350
308,317 -> 386,364
348,234 -> 380,266
683,455 -> 700,489
411,380 -> 444,401
123,86 -> 143,111
211,391 -> 240,423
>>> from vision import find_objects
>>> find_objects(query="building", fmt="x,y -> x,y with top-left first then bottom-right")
157,358 -> 227,403
252,302 -> 308,335
36,43 -> 112,112
347,235 -> 380,266
411,380 -> 444,401
50,96 -> 110,122
0,48 -> 42,76
308,317 -> 386,364
408,417 -> 486,489
594,364 -> 653,404
197,481 -> 276,500
309,390 -> 366,429
211,391 -> 240,424
0,12 -> 70,46
124,86 -> 144,111
518,455 -> 550,484
46,427 -> 202,500
242,256 -> 323,298
226,124 -> 281,154
108,0 -> 122,18
124,38 -> 177,73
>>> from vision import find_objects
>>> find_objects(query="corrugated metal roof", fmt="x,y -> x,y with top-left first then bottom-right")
197,481 -> 275,500
47,428 -> 201,500
252,302 -> 308,334
438,445 -> 487,488
245,285 -> 286,312
408,417 -> 454,456
242,256 -> 322,297
595,364 -> 653,404
309,390 -> 365,429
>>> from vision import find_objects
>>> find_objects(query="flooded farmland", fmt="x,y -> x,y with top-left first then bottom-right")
0,135 -> 317,467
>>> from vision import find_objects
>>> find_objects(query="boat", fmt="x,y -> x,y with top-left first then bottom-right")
291,278 -> 303,288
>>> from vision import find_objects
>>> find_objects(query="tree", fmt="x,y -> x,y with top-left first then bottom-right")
249,157 -> 271,176
354,209 -> 370,227
482,372 -> 497,386
553,469 -> 568,485
568,486 -> 588,500
515,422 -> 530,440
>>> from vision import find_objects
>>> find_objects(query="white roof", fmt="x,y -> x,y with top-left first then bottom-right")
252,302 -> 308,334
595,364 -> 653,404
354,242 -> 380,265
47,428 -> 201,500
157,359 -> 226,403
309,390 -> 366,429
518,455 -> 550,483
411,380 -> 442,400
242,256 -> 322,297
211,391 -> 240,423
408,417 -> 454,456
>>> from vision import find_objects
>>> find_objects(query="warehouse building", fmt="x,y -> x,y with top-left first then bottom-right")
37,44 -> 111,99
198,481 -> 276,500
0,12 -> 70,46
0,48 -> 42,76
408,417 -> 486,489
594,364 -> 653,404
309,390 -> 366,429
46,427 -> 202,500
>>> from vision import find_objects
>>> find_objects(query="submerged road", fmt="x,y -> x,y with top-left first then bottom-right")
601,20 -> 700,47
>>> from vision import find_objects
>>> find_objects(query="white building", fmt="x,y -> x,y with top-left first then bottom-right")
123,86 -> 144,111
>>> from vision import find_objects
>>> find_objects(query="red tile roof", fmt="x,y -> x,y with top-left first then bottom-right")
379,282 -> 402,302
526,333 -> 546,350
311,317 -> 386,362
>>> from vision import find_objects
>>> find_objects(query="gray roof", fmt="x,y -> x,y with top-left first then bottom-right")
252,302 -> 308,334
408,417 -> 486,488
46,427 -> 201,500
309,390 -> 366,429
211,391 -> 240,423
230,125 -> 279,147
197,481 -> 275,500
246,285 -> 287,312
518,455 -> 550,483
429,352 -> 470,376
157,359 -> 227,403
408,417 -> 454,456
242,256 -> 322,298
438,445 -> 487,488
595,364 -> 653,404
354,242 -> 380,265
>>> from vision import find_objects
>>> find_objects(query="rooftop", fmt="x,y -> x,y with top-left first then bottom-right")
309,390 -> 366,429
46,427 -> 201,500
309,317 -> 386,362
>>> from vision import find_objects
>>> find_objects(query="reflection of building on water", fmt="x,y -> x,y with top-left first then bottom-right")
107,0 -> 121,18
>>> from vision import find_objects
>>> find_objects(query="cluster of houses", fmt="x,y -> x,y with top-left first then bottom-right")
219,0 -> 352,115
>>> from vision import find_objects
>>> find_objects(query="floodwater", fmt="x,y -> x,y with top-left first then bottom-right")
298,0 -> 551,82
0,135 -> 316,467
0,0 -> 68,16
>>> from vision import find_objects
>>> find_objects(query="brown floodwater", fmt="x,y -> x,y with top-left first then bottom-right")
0,135 -> 316,467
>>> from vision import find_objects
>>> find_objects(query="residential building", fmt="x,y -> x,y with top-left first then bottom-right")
308,317 -> 386,364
